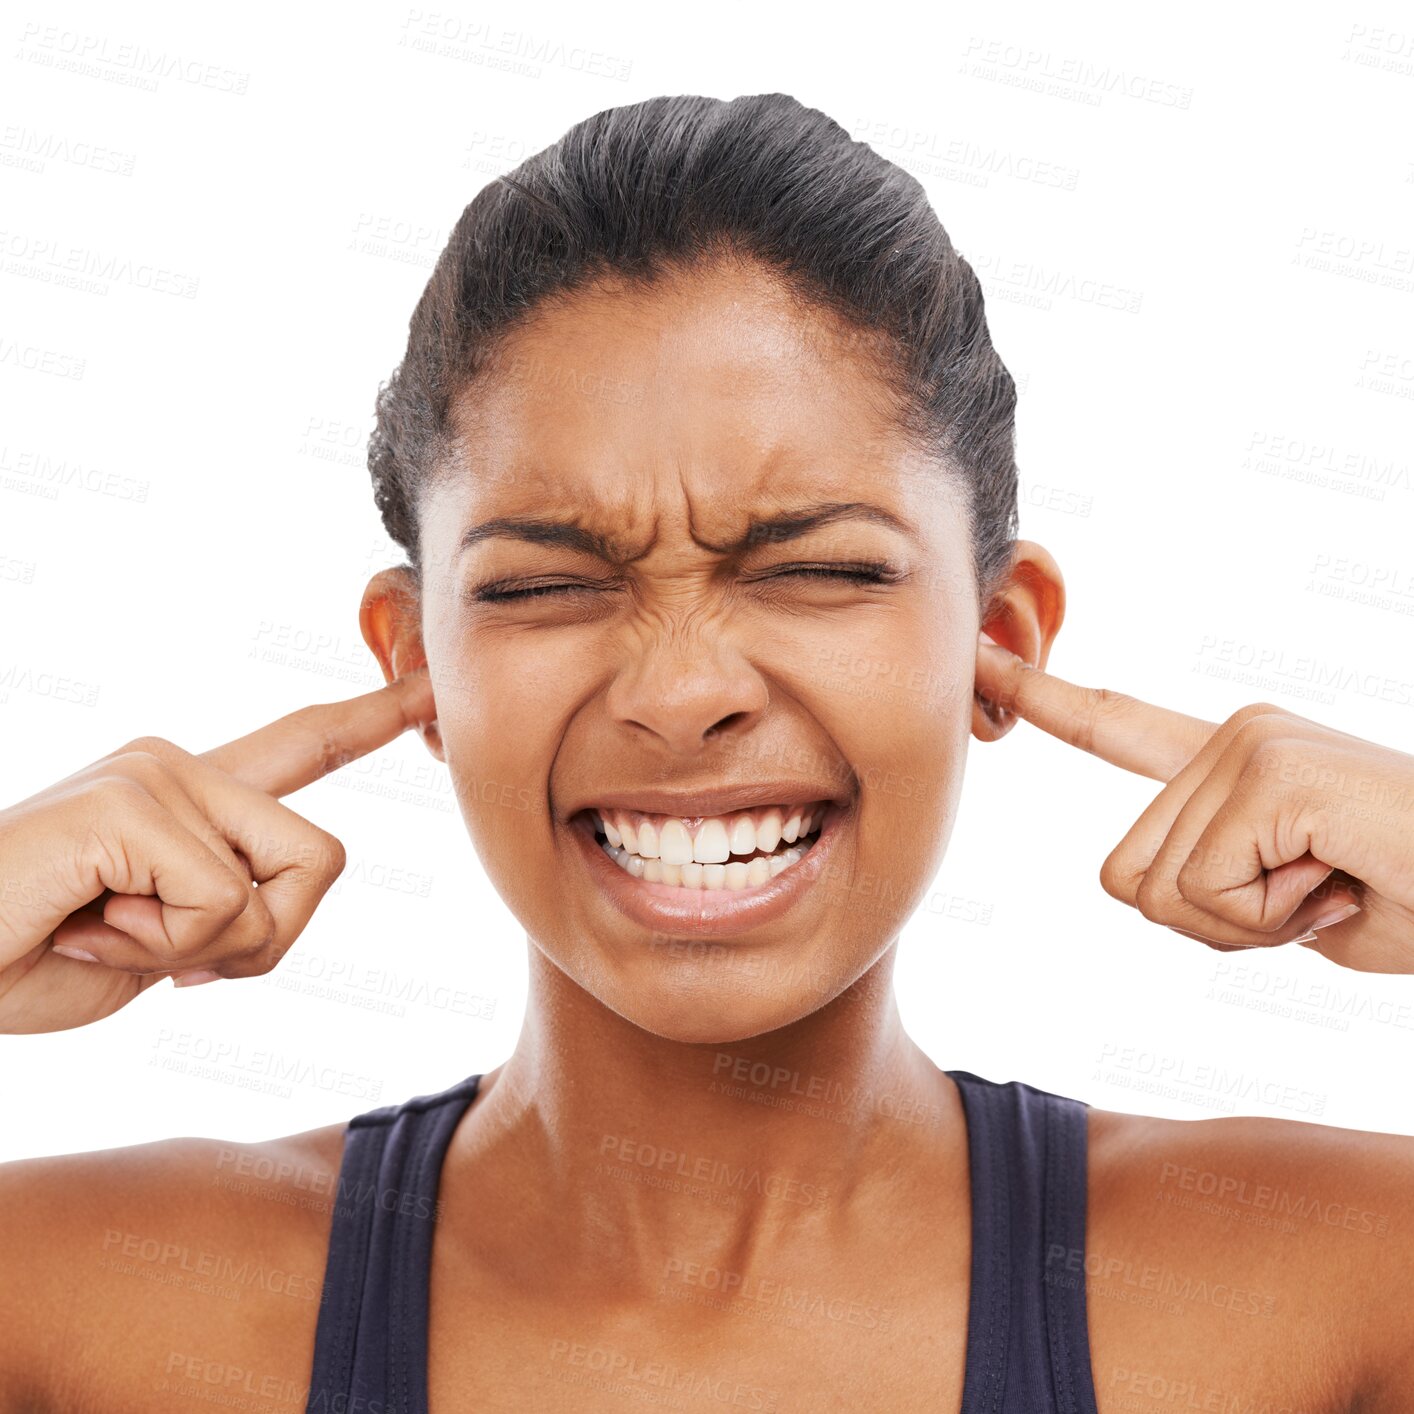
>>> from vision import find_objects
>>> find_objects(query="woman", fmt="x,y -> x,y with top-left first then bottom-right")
2,92 -> 1411,1412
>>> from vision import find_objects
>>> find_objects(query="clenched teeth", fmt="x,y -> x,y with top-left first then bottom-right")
588,800 -> 830,891
590,800 -> 830,864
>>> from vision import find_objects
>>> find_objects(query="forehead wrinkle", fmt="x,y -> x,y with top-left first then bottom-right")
478,497 -> 661,566
453,434 -> 782,565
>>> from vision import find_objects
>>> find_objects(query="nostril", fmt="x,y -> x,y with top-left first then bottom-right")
705,711 -> 751,740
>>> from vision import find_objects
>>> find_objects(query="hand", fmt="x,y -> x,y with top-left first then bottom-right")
0,668 -> 435,1033
975,642 -> 1414,973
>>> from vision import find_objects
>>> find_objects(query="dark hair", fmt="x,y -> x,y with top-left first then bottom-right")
369,92 -> 1018,612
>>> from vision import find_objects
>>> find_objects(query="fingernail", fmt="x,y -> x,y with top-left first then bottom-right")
52,945 -> 101,963
172,969 -> 223,987
1308,903 -> 1361,933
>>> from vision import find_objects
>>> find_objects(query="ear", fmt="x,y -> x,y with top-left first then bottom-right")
972,539 -> 1065,743
360,567 -> 444,761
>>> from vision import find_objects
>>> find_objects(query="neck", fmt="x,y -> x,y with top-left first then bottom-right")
451,939 -> 965,1293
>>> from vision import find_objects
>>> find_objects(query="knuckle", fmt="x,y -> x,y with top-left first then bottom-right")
245,916 -> 278,958
196,908 -> 277,978
1174,863 -> 1223,917
239,890 -> 277,948
1132,876 -> 1166,921
107,750 -> 172,789
284,817 -> 346,883
1240,731 -> 1301,776
229,928 -> 284,978
251,937 -> 287,976
90,772 -> 154,811
1097,852 -> 1132,902
115,734 -> 180,761
211,870 -> 253,919
1074,688 -> 1135,755
288,708 -> 357,777
1173,856 -> 1202,897
1222,702 -> 1289,734
319,830 -> 348,881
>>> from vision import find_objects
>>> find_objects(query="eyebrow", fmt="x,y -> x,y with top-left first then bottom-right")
457,501 -> 920,562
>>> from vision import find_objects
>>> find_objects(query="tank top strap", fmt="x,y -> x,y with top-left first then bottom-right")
305,1071 -> 483,1414
945,1069 -> 1099,1414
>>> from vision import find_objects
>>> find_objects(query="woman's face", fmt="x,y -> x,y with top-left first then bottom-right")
374,258 -> 1054,1043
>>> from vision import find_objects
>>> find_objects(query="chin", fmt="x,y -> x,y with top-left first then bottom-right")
615,993 -> 837,1047
577,939 -> 875,1046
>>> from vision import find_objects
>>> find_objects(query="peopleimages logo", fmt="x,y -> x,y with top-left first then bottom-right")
0,229 -> 200,298
597,1134 -> 828,1206
15,22 -> 250,94
960,36 -> 1194,109
1157,1162 -> 1389,1236
548,1340 -> 779,1411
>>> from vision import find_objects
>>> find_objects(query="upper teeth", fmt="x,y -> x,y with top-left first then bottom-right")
590,801 -> 829,864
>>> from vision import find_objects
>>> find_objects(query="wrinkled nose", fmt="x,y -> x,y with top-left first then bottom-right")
605,638 -> 770,755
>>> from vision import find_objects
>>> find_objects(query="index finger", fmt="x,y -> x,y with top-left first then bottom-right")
975,642 -> 1216,782
199,666 -> 435,798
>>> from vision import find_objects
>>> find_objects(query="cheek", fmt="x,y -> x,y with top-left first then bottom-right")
782,599 -> 973,768
781,604 -> 973,905
426,616 -> 599,860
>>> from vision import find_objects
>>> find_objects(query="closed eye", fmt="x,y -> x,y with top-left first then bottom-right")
472,561 -> 903,603
757,561 -> 900,585
473,580 -> 604,603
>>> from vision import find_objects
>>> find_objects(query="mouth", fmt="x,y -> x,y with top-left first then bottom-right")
567,796 -> 847,938
586,800 -> 829,890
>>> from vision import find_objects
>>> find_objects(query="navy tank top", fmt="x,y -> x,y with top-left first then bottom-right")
304,1068 -> 1098,1413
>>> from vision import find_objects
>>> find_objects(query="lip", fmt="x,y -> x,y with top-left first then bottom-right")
568,799 -> 847,939
564,780 -> 848,823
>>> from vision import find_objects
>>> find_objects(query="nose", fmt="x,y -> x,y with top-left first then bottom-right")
605,637 -> 770,755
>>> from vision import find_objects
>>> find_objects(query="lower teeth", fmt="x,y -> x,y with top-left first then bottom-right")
596,833 -> 819,891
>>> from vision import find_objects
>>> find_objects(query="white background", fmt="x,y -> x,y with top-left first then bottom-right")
2,2 -> 1412,1161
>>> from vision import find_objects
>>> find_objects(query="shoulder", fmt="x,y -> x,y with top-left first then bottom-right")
1085,1102 -> 1414,1411
0,1120 -> 349,1411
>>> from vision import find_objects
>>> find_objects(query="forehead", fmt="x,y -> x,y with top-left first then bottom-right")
428,259 -> 955,553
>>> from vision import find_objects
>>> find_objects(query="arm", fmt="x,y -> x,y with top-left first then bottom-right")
1085,1104 -> 1414,1407
0,1127 -> 345,1410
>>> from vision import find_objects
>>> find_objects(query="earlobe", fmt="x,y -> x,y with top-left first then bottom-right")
418,717 -> 446,763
